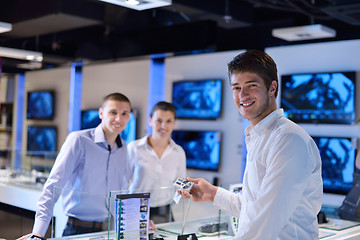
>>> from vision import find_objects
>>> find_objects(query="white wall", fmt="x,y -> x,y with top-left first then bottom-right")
165,50 -> 247,185
82,59 -> 150,139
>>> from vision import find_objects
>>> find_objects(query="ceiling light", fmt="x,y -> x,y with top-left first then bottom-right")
126,0 -> 140,5
0,21 -> 12,34
100,0 -> 171,11
0,46 -> 43,62
272,24 -> 336,41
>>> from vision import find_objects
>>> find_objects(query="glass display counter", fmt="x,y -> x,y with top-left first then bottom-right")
48,186 -> 236,240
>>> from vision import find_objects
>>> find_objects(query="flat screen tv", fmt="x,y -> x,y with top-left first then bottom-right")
312,136 -> 356,194
172,130 -> 221,171
27,126 -> 57,157
81,109 -> 101,130
81,109 -> 137,143
172,79 -> 222,119
27,90 -> 55,120
281,72 -> 356,124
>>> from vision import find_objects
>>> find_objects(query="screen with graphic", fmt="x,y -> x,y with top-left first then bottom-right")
172,79 -> 222,119
27,126 -> 57,156
281,72 -> 356,124
27,91 -> 55,120
172,130 -> 221,171
313,136 -> 356,194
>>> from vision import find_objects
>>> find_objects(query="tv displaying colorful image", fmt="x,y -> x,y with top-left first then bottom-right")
172,130 -> 221,171
27,90 -> 55,120
312,136 -> 356,194
172,79 -> 222,119
81,109 -> 137,143
281,72 -> 356,124
27,126 -> 57,156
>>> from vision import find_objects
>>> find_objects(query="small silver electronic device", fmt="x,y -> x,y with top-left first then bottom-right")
173,177 -> 194,192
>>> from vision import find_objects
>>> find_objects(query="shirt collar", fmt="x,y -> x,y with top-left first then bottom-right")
94,124 -> 123,148
139,135 -> 176,149
245,108 -> 284,136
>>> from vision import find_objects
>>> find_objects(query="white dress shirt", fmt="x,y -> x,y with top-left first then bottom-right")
128,135 -> 186,207
213,109 -> 323,240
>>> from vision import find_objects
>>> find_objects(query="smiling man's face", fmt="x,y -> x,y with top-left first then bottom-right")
231,71 -> 277,127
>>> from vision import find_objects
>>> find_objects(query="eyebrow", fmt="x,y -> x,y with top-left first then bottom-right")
231,80 -> 259,87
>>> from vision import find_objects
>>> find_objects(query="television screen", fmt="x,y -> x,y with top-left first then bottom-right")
27,90 -> 55,120
27,126 -> 57,156
281,72 -> 356,124
172,130 -> 221,171
120,111 -> 137,144
81,109 -> 137,143
172,79 -> 222,119
312,136 -> 356,194
81,109 -> 101,130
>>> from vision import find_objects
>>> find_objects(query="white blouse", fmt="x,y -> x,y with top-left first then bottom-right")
128,135 -> 186,207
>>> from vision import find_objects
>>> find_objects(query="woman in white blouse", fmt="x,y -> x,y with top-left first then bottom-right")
128,101 -> 186,224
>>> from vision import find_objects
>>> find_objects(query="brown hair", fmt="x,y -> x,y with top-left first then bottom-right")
150,101 -> 176,118
228,50 -> 278,97
102,92 -> 131,108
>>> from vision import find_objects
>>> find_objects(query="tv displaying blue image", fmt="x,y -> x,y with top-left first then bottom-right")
81,109 -> 101,130
120,111 -> 137,144
81,109 -> 137,143
281,72 -> 356,124
27,126 -> 57,156
27,90 -> 55,120
172,79 -> 222,119
172,130 -> 221,171
312,136 -> 356,194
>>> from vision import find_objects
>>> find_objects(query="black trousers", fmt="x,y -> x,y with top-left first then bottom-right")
62,217 -> 106,236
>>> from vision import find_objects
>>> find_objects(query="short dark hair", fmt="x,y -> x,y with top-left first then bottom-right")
227,50 -> 278,97
150,101 -> 176,118
102,92 -> 131,108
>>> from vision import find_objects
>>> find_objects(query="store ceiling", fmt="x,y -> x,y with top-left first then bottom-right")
0,0 -> 360,73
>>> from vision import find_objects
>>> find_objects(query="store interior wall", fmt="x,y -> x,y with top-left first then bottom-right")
82,59 -> 150,138
266,40 -> 360,139
5,39 -> 360,189
22,67 -> 71,170
165,50 -> 247,186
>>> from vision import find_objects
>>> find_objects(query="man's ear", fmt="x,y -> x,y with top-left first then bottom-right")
99,107 -> 103,120
269,80 -> 277,96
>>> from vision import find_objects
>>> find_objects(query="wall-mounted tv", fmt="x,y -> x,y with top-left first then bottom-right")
281,72 -> 356,124
27,125 -> 57,157
27,90 -> 55,120
312,136 -> 356,195
172,130 -> 221,171
81,109 -> 101,130
172,79 -> 222,119
81,109 -> 137,143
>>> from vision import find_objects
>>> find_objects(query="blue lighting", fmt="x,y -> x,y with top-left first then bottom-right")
147,56 -> 165,134
14,74 -> 25,170
68,61 -> 83,133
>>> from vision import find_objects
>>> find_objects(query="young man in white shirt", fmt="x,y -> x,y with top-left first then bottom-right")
178,50 -> 323,239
